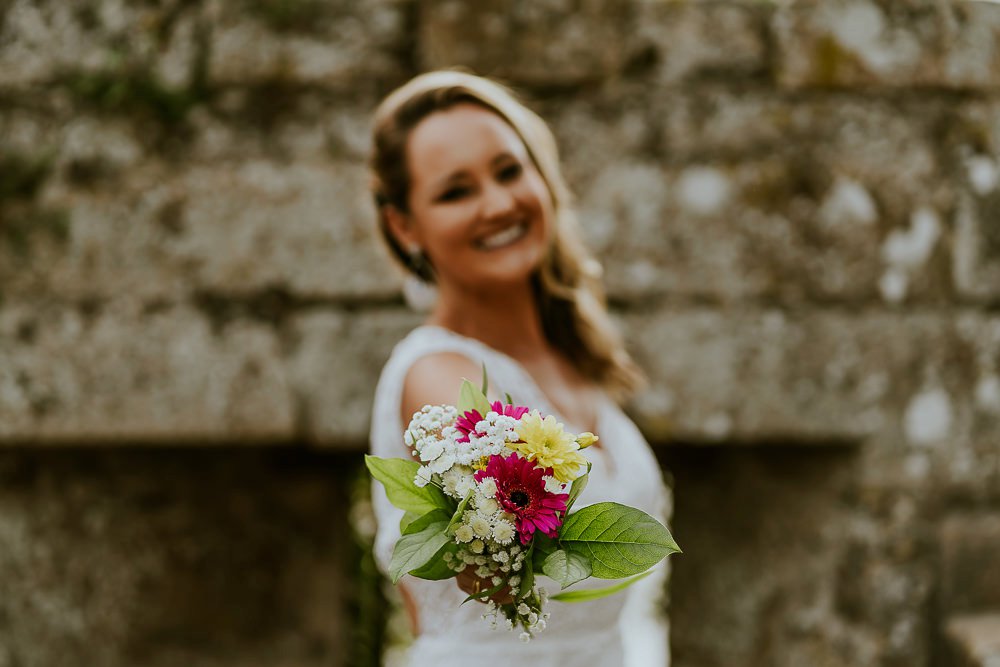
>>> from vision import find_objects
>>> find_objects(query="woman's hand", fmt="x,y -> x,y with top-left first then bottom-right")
455,568 -> 515,605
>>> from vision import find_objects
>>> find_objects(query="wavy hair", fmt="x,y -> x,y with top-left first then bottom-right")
368,69 -> 644,400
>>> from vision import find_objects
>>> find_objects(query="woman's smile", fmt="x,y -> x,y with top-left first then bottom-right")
475,221 -> 530,251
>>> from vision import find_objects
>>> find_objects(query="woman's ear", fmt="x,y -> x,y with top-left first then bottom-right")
383,204 -> 421,252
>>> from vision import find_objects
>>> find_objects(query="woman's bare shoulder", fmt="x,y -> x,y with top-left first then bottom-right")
399,351 -> 484,426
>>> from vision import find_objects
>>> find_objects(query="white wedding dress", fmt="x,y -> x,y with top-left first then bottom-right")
370,325 -> 672,667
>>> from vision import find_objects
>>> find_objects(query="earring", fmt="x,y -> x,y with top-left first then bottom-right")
403,247 -> 438,312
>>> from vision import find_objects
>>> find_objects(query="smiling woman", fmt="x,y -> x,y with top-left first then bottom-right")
366,69 -> 672,667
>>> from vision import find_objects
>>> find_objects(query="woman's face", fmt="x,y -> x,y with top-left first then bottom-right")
392,102 -> 554,292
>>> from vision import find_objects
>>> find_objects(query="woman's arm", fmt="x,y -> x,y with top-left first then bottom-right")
399,352 -> 512,610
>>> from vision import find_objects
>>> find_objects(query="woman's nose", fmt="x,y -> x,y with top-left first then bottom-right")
479,181 -> 517,220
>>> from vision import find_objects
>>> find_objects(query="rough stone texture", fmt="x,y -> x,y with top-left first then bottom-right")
0,159 -> 397,303
774,0 -> 1000,89
633,2 -> 770,86
940,515 -> 1000,613
2,1 -> 1000,665
286,308 -> 420,445
417,0 -> 635,87
625,308 -> 987,447
544,84 -> 957,304
0,300 -> 296,443
944,614 -> 1000,667
660,447 -> 893,667
952,101 -> 1000,301
0,448 -> 356,667
208,0 -> 405,88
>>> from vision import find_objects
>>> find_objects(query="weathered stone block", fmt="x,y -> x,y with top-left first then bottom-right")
0,300 -> 295,443
286,308 -> 421,445
953,102 -> 1000,300
940,514 -> 1000,612
0,160 -> 399,302
624,309 -> 975,445
208,0 -> 405,87
417,0 -> 633,86
550,92 -> 953,305
945,614 -> 1000,667
633,1 -> 769,86
0,1 -> 151,89
774,0 -> 1000,89
0,448 -> 356,666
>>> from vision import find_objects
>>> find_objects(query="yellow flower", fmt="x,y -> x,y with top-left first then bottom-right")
576,432 -> 599,449
513,410 -> 588,483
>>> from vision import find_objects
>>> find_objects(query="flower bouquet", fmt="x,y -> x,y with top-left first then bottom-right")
365,372 -> 680,641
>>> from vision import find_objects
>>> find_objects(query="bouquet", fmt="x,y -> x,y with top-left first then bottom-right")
366,372 -> 680,641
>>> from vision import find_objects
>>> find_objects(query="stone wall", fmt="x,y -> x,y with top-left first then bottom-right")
2,1 -> 1000,665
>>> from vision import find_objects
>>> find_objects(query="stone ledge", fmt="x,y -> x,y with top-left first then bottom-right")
624,308 -> 982,446
941,514 -> 1000,612
4,303 -> 997,449
0,300 -> 297,444
0,160 -> 400,302
774,0 -> 1000,90
945,614 -> 1000,667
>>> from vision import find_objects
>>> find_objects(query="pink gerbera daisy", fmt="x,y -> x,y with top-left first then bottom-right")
455,401 -> 530,443
475,452 -> 568,544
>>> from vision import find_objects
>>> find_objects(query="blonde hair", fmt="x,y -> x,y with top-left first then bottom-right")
368,69 -> 644,400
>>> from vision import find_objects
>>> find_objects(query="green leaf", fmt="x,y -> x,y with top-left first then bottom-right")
409,541 -> 459,581
560,502 -> 680,579
565,467 -> 590,514
550,570 -> 653,602
403,509 -> 452,536
531,534 -> 558,571
481,363 -> 489,396
541,549 -> 592,590
446,491 -> 473,535
389,520 -> 451,584
399,510 -> 421,533
505,392 -> 514,405
365,455 -> 452,515
519,541 -> 535,599
457,378 -> 491,417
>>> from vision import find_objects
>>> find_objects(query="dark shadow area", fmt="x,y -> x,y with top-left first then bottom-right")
656,444 -> 861,667
0,446 -> 367,667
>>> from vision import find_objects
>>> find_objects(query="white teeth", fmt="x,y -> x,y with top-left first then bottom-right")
479,223 -> 527,250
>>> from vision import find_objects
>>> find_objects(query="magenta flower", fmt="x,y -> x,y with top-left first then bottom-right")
475,452 -> 568,544
455,401 -> 530,443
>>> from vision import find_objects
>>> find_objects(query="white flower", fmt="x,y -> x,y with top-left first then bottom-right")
470,539 -> 485,554
414,466 -> 433,487
454,525 -> 474,543
478,497 -> 500,516
492,520 -> 515,545
428,452 -> 456,474
492,576 -> 503,586
508,575 -> 521,587
519,632 -> 531,643
470,515 -> 492,538
455,475 -> 475,497
517,603 -> 530,615
478,477 -> 498,498
543,476 -> 566,494
419,439 -> 444,461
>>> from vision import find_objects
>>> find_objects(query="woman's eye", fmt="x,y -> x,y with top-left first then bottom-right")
499,164 -> 522,180
439,187 -> 468,202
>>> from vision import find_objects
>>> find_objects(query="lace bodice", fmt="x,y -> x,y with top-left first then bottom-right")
369,325 -> 672,667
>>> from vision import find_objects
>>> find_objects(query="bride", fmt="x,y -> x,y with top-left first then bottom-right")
367,69 -> 672,667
